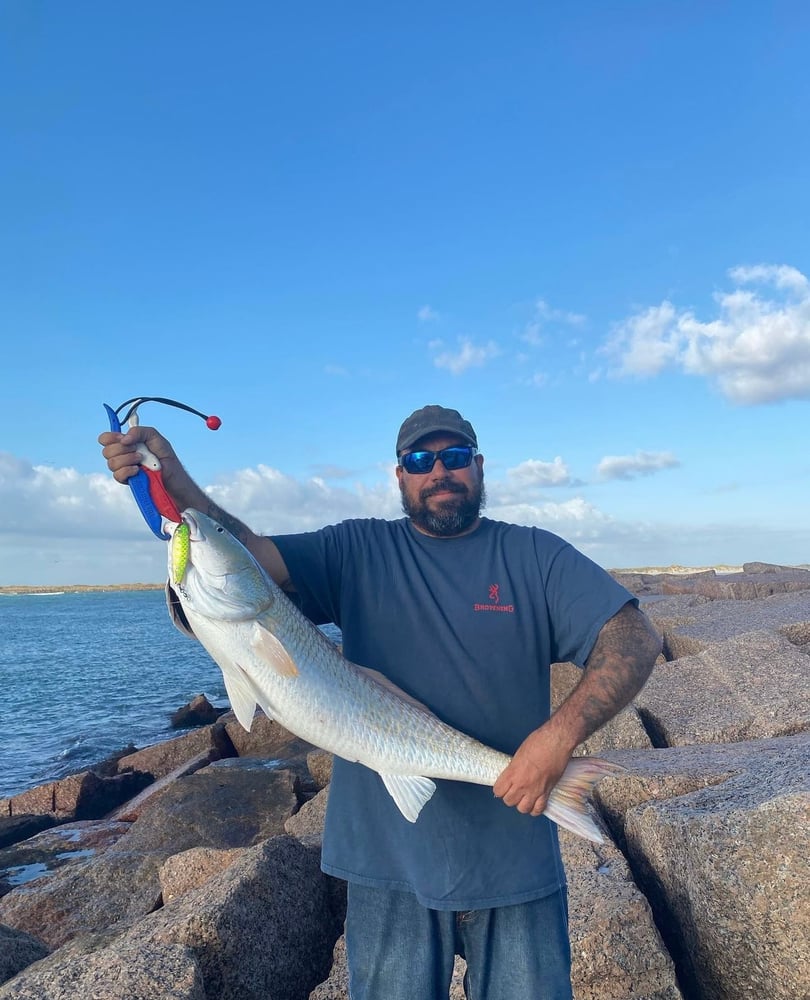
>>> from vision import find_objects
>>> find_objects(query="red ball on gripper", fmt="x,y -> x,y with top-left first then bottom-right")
206,415 -> 222,430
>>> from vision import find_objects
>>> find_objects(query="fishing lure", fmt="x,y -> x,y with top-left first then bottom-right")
170,521 -> 191,585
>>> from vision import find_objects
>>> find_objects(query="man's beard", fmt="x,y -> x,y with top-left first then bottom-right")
400,475 -> 486,537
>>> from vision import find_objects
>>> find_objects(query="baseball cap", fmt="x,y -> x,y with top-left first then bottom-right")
396,405 -> 478,455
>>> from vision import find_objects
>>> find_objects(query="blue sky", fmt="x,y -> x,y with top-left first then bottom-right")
2,2 -> 809,585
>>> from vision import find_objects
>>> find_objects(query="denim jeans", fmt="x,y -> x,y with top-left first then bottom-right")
345,882 -> 573,1000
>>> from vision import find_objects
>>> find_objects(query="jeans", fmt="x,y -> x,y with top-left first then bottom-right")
345,882 -> 573,1000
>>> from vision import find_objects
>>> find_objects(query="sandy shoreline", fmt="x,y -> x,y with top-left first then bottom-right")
0,583 -> 164,595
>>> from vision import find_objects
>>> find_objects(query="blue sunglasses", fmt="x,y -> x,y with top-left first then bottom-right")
399,445 -> 478,475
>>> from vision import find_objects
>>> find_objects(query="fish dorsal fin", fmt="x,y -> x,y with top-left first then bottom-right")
357,666 -> 432,713
379,773 -> 436,823
219,660 -> 262,732
250,620 -> 299,677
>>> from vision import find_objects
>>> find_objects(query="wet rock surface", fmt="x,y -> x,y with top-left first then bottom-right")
0,572 -> 808,999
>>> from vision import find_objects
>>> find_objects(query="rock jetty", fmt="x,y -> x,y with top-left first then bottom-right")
0,562 -> 808,999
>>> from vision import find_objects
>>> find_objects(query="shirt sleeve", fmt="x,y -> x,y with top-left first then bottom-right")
270,524 -> 346,626
539,538 -> 637,667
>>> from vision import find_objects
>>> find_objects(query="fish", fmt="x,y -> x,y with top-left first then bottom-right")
166,509 -> 624,842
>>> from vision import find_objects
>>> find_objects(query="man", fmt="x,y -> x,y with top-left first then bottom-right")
100,404 -> 661,1000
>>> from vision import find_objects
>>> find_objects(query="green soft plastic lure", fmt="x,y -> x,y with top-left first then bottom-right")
170,522 -> 191,585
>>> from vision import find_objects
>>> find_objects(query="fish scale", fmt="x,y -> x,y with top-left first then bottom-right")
168,509 -> 623,839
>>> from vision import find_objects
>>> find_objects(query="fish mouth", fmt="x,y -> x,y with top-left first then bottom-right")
181,510 -> 202,538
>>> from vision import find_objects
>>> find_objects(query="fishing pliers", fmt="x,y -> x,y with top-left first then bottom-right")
103,396 -> 221,540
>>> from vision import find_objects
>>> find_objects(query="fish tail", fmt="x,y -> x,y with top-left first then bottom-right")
544,757 -> 625,843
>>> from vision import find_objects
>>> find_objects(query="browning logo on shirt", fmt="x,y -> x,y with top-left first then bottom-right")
473,582 -> 515,613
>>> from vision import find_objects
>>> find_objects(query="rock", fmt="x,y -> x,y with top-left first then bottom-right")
131,837 -> 339,1000
561,830 -> 682,999
307,750 -> 334,790
107,750 -> 224,822
668,569 -> 810,600
0,762 -> 301,949
0,816 -> 57,852
0,820 -> 131,898
0,935 -> 206,999
285,787 -> 329,846
636,631 -> 810,747
613,567 -> 810,600
595,736 -> 809,1000
611,569 -> 717,597
644,592 -> 810,659
159,846 -> 244,904
308,935 -> 349,1000
743,561 -> 804,574
116,722 -> 235,781
170,693 -> 227,728
0,923 -> 49,987
0,770 -> 150,825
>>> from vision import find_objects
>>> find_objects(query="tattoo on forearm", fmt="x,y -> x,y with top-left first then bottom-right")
577,606 -> 661,738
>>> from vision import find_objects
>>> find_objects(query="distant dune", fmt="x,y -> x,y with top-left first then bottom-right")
611,565 -> 744,575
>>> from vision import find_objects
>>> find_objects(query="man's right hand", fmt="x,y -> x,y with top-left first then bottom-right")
98,425 -> 180,486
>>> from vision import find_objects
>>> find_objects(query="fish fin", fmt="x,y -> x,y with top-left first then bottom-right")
379,773 -> 436,823
544,757 -> 625,844
219,662 -> 262,731
250,621 -> 299,677
357,666 -> 432,713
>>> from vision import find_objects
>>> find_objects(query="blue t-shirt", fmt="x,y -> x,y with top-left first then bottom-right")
272,516 -> 633,910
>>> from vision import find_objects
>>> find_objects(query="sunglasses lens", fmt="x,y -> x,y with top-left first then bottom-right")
441,447 -> 472,470
403,451 -> 435,474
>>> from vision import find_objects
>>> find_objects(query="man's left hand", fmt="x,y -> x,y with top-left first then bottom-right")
492,725 -> 572,817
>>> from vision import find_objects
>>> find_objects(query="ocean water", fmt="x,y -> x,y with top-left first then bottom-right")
0,589 -> 233,800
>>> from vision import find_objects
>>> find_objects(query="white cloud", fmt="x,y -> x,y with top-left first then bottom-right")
596,451 -> 681,481
505,457 -> 580,489
728,264 -> 808,295
0,454 -> 406,586
205,464 -> 401,536
603,264 -> 810,404
417,305 -> 439,322
521,298 -> 586,346
0,446 -> 803,586
430,336 -> 500,375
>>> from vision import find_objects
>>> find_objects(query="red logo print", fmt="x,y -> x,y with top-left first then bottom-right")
473,582 -> 514,614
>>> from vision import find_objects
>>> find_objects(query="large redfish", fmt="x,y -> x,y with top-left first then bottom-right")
167,509 -> 622,841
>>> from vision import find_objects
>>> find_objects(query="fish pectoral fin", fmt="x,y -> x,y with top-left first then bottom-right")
379,773 -> 436,823
250,621 -> 299,677
219,661 -> 262,731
